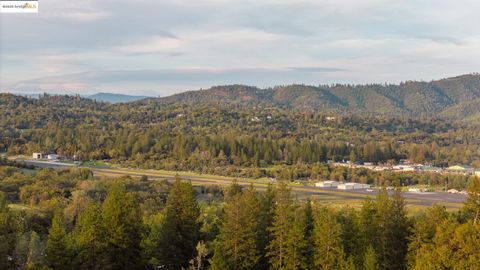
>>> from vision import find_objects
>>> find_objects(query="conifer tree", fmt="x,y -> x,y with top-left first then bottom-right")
0,192 -> 14,269
257,183 -> 276,270
73,202 -> 106,270
358,198 -> 379,260
313,207 -> 343,270
386,189 -> 408,270
267,182 -> 293,269
464,177 -> 480,223
26,231 -> 45,269
284,203 -> 308,270
46,212 -> 71,270
154,177 -> 200,270
363,245 -> 378,270
211,185 -> 260,270
451,222 -> 480,269
102,183 -> 143,270
407,205 -> 447,268
304,198 -> 315,269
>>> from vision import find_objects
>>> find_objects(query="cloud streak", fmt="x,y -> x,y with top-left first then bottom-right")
7,67 -> 347,95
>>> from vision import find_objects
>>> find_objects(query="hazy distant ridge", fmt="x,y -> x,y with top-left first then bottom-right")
87,92 -> 148,103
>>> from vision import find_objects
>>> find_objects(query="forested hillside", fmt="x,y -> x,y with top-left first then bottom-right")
148,74 -> 480,119
0,166 -> 479,270
2,75 -> 480,182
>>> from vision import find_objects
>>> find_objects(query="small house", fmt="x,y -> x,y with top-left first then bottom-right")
32,153 -> 44,159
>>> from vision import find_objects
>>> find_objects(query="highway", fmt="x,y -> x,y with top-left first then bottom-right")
19,160 -> 467,209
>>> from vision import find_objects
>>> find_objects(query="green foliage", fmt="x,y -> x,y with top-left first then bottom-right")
5,87 -> 480,183
284,204 -> 308,270
211,185 -> 260,270
45,212 -> 70,270
146,177 -> 200,270
26,231 -> 45,269
464,177 -> 480,223
363,245 -> 378,270
73,202 -> 106,269
312,207 -> 343,270
267,182 -> 293,269
102,183 -> 143,270
0,191 -> 17,269
257,184 -> 276,270
1,166 -> 480,269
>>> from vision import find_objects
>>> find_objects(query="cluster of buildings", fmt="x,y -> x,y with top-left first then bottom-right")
32,153 -> 60,161
333,161 -> 480,176
315,180 -> 371,190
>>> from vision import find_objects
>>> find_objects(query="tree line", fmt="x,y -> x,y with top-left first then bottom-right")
1,166 -> 479,269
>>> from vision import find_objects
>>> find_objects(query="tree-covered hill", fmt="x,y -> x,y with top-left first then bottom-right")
142,73 -> 480,119
2,74 -> 480,181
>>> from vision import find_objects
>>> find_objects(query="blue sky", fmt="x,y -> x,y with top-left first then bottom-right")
1,0 -> 479,96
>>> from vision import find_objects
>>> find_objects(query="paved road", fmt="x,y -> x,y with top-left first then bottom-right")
20,160 -> 467,207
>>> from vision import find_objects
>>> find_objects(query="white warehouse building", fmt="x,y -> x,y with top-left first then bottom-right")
315,181 -> 339,188
47,154 -> 60,161
337,183 -> 370,190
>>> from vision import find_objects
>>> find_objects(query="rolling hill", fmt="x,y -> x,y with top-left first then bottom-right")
139,73 -> 480,121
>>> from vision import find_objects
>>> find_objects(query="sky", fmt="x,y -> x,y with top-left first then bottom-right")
1,0 -> 480,96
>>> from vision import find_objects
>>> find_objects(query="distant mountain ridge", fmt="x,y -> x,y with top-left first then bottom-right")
140,73 -> 480,121
2,91 -> 149,104
87,92 -> 148,103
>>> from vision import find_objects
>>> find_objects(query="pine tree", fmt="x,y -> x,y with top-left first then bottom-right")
429,218 -> 459,269
211,185 -> 260,270
451,222 -> 480,269
257,183 -> 276,270
385,189 -> 408,270
407,205 -> 447,268
0,192 -> 14,269
375,189 -> 391,270
363,245 -> 378,270
154,177 -> 200,270
304,198 -> 314,269
358,198 -> 379,260
102,183 -> 143,270
73,202 -> 106,270
375,189 -> 409,270
313,207 -> 343,270
267,182 -> 293,269
284,203 -> 308,270
26,231 -> 45,269
338,208 -> 360,264
464,177 -> 480,223
340,254 -> 356,270
46,212 -> 71,270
